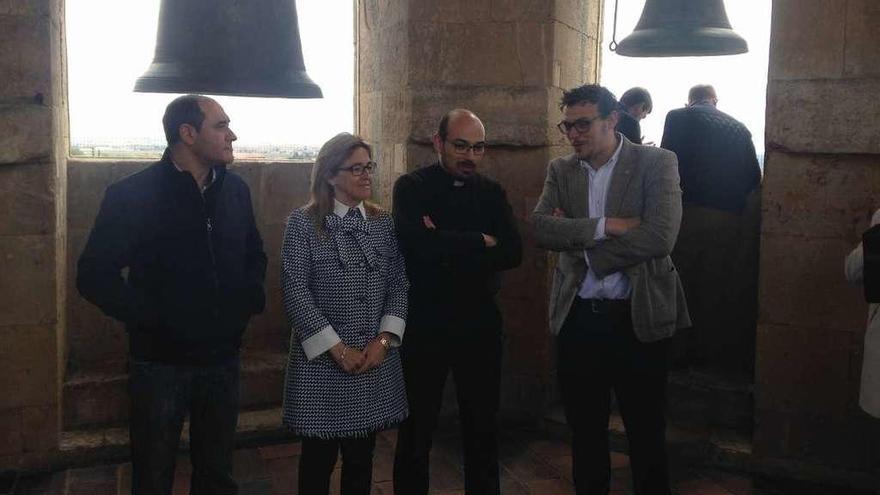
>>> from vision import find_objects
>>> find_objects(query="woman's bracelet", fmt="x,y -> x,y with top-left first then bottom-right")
340,346 -> 348,361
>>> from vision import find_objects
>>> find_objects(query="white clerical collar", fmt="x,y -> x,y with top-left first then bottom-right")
334,199 -> 366,218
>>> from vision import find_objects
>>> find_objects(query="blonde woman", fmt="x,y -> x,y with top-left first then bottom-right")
281,133 -> 408,494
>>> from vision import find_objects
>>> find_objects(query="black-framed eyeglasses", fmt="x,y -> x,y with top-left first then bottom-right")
339,161 -> 378,176
447,139 -> 487,155
557,116 -> 603,134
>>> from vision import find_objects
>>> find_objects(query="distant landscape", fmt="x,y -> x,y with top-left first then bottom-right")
70,137 -> 319,162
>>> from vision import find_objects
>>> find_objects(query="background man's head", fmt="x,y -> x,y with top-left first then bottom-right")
558,84 -> 620,162
619,87 -> 653,121
687,84 -> 718,107
433,109 -> 487,179
162,94 -> 237,166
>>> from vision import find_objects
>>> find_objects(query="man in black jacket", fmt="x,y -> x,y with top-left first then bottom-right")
660,85 -> 761,370
77,95 -> 267,494
392,109 -> 522,494
615,87 -> 653,145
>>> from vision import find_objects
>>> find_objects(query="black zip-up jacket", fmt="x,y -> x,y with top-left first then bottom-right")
77,150 -> 267,364
392,163 -> 522,333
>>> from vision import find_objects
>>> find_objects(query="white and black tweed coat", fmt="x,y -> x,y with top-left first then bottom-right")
281,205 -> 409,438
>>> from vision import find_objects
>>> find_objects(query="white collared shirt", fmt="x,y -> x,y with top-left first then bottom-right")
578,137 -> 631,300
333,199 -> 366,218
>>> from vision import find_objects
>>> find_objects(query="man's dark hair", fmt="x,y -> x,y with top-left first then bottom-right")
620,87 -> 653,113
162,94 -> 209,146
559,84 -> 618,117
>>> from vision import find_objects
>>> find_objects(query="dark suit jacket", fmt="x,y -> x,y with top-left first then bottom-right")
660,104 -> 761,212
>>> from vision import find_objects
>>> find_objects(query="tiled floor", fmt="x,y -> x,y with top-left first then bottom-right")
5,427 -> 875,494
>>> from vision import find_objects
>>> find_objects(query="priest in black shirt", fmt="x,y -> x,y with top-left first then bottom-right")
392,109 -> 522,495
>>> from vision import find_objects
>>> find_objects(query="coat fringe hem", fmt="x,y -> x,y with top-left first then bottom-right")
284,411 -> 408,440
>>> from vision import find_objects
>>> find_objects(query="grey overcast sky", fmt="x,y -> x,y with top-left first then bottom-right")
67,1 -> 770,153
66,0 -> 355,147
600,0 -> 772,154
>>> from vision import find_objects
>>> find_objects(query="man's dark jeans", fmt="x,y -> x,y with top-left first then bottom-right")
129,357 -> 240,495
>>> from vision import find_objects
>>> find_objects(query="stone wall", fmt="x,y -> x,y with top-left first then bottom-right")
0,0 -> 68,471
755,0 -> 880,474
357,0 -> 603,418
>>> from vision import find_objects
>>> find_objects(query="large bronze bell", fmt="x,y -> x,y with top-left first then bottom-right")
614,0 -> 748,57
134,0 -> 322,98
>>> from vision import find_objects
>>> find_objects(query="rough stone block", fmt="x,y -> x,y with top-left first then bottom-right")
761,152 -> 880,240
489,0 -> 552,22
358,22 -> 409,93
65,227 -> 128,373
21,405 -> 57,453
0,0 -> 51,16
358,0 -> 409,32
62,371 -> 127,429
409,86 -> 552,146
754,324 -> 855,416
554,0 -> 600,37
66,161 -> 151,230
552,22 -> 593,91
766,79 -> 880,154
408,21 -> 523,87
241,221 -> 287,351
228,162 -> 264,221
0,408 -> 22,456
0,162 -> 55,236
758,235 -> 866,331
0,102 -> 53,165
0,325 -> 57,409
409,0 -> 491,22
261,162 -> 312,226
0,236 -> 56,326
844,0 -> 880,77
768,0 -> 846,80
0,14 -> 52,100
359,90 -> 413,146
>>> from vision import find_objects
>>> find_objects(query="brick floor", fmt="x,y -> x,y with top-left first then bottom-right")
5,427 -> 875,494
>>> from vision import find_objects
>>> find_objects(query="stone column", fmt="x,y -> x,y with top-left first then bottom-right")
756,0 -> 880,475
0,0 -> 68,469
357,0 -> 602,418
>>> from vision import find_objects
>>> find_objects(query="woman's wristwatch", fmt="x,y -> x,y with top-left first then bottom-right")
379,335 -> 391,350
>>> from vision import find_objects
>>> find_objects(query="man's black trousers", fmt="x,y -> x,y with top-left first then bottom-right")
557,298 -> 671,495
129,357 -> 240,495
393,324 -> 502,494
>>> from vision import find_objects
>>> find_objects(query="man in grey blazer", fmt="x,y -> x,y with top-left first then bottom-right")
531,84 -> 690,495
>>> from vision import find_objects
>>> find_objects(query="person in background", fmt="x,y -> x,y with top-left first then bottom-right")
280,132 -> 409,495
660,84 -> 762,372
616,87 -> 653,144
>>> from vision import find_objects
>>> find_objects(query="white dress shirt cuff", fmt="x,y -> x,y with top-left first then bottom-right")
301,325 -> 341,361
594,217 -> 607,240
380,315 -> 406,347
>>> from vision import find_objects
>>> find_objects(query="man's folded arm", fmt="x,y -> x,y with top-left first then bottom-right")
530,161 -> 601,251
586,152 -> 682,278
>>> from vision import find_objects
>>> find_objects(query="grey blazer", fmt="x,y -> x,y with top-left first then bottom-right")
530,138 -> 691,342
